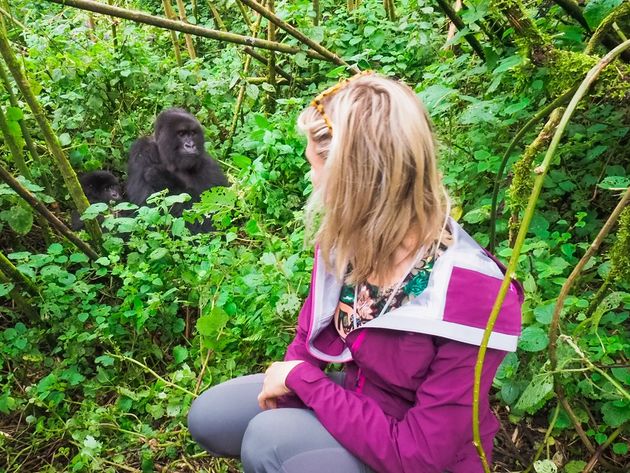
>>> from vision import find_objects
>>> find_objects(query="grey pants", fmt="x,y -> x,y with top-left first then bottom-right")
187,373 -> 373,473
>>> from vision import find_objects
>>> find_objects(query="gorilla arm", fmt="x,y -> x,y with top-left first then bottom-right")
127,138 -> 187,205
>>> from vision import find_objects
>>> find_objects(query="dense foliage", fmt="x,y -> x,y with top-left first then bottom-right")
0,1 -> 628,472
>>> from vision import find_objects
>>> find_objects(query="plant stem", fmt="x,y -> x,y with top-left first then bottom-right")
471,39 -> 630,473
109,353 -> 197,398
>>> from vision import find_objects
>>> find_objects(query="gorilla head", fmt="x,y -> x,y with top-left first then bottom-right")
154,108 -> 205,172
79,170 -> 122,203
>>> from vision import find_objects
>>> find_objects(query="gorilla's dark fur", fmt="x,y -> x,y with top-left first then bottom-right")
72,171 -> 122,230
126,108 -> 228,233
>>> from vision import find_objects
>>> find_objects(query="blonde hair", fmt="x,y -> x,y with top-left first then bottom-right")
298,74 -> 448,284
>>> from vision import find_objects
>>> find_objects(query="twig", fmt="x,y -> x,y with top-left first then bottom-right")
108,353 -> 197,398
582,427 -> 623,473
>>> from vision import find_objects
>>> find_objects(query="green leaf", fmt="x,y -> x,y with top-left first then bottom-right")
370,30 -> 386,49
493,54 -> 523,74
254,114 -> 270,130
514,372 -> 553,414
232,154 -> 252,169
518,326 -> 549,352
1,204 -> 33,235
149,248 -> 168,260
6,107 -> 24,121
59,133 -> 71,146
533,459 -> 557,473
598,176 -> 629,190
534,303 -> 554,325
172,345 -> 188,363
196,307 -> 229,337
95,355 -> 114,366
601,400 -> 630,427
245,84 -> 259,100
612,442 -> 628,455
583,0 -> 623,29
80,202 -> 108,221
325,66 -> 346,78
0,283 -> 14,298
563,460 -> 586,473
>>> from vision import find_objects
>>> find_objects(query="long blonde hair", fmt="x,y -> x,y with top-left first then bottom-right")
298,74 -> 448,284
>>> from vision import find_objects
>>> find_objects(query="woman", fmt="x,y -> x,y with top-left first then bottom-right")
188,73 -> 523,473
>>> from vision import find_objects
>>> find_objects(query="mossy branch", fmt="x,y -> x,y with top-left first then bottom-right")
488,85 -> 577,251
0,103 -> 29,178
472,39 -> 630,472
46,0 -> 327,61
0,162 -> 100,260
584,3 -> 630,55
0,26 -> 103,245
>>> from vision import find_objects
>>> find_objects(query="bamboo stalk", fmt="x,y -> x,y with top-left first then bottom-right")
235,0 -> 254,33
265,0 -> 276,114
175,0 -> 197,59
0,27 -> 103,245
436,0 -> 485,60
205,0 -> 225,31
46,0 -> 327,60
246,76 -> 287,85
238,0 -> 356,70
471,39 -> 630,472
0,61 -> 42,171
0,162 -> 99,260
313,0 -> 320,26
162,0 -> 183,66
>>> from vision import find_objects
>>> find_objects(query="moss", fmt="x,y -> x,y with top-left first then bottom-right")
547,50 -> 630,102
609,206 -> 630,283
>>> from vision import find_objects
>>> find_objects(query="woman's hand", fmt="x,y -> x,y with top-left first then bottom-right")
257,360 -> 304,410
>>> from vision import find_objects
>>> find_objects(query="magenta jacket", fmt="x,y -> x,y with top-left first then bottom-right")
281,220 -> 523,473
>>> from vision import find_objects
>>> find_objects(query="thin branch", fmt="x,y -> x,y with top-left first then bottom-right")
472,39 -> 630,472
582,426 -> 623,473
553,0 -> 591,32
0,250 -> 37,294
46,0 -> 327,60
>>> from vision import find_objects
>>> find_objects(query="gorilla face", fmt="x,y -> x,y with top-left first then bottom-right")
80,171 -> 122,203
155,108 -> 205,171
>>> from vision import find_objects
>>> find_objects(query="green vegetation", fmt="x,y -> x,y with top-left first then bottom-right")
0,1 -> 628,471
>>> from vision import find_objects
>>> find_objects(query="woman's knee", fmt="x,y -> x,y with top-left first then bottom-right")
187,374 -> 264,457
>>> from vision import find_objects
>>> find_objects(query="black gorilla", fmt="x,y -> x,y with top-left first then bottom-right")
72,171 -> 122,230
126,108 -> 228,233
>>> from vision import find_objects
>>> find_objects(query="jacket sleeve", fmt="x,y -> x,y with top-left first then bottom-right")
285,337 -> 506,473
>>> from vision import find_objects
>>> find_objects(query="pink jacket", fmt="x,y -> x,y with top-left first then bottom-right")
282,220 -> 523,473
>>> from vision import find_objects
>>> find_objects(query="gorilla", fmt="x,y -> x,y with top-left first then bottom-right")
126,108 -> 228,233
72,170 -> 122,230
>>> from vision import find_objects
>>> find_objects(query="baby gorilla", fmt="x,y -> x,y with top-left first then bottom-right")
71,170 -> 123,230
126,108 -> 228,233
